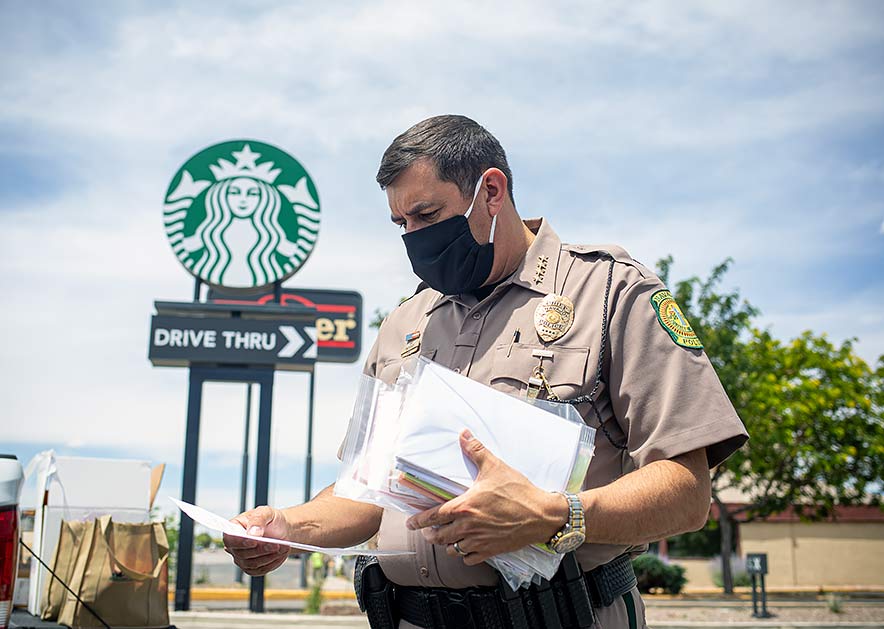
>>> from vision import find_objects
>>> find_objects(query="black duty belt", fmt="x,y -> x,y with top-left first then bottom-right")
393,554 -> 636,629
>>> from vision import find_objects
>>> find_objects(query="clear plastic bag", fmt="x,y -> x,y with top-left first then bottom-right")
335,357 -> 596,589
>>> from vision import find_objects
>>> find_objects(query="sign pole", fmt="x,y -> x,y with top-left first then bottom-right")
235,384 -> 253,585
249,369 -> 275,613
747,553 -> 772,619
174,368 -> 205,611
298,370 -> 317,589
305,370 -> 315,503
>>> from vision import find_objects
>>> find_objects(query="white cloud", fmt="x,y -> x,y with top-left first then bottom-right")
1,0 -> 883,484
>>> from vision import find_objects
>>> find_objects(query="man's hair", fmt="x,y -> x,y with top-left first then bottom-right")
376,114 -> 515,203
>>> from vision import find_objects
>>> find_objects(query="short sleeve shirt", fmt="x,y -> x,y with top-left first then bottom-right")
360,218 -> 748,589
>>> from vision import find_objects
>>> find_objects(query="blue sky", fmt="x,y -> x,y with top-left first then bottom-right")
2,1 -> 883,520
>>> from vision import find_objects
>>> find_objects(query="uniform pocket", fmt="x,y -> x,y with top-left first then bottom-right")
489,343 -> 589,401
377,347 -> 438,385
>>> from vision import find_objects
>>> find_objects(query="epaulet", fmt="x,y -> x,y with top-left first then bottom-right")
561,243 -> 652,279
398,281 -> 432,305
390,282 -> 439,314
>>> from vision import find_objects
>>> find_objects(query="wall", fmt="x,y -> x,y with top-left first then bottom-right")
740,521 -> 884,587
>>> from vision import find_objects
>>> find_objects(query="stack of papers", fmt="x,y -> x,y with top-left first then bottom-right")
393,360 -> 587,495
335,357 -> 596,589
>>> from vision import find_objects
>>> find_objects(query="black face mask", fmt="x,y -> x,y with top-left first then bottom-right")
401,175 -> 497,296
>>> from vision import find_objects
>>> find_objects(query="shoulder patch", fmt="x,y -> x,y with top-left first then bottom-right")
650,289 -> 704,349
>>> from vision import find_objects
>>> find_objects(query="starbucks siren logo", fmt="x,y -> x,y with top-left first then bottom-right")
163,140 -> 320,291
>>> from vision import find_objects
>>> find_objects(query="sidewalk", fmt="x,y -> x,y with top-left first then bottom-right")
171,581 -> 884,628
169,611 -> 884,629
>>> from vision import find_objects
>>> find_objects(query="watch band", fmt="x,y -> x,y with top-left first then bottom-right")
549,491 -> 586,554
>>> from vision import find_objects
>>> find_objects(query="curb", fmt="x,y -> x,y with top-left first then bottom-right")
650,625 -> 883,628
169,612 -> 366,628
167,613 -> 884,629
177,587 -> 884,602
172,588 -> 357,601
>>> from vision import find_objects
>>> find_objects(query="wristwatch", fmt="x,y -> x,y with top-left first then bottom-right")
548,492 -> 586,554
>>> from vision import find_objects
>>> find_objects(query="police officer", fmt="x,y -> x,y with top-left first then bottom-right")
224,115 -> 748,629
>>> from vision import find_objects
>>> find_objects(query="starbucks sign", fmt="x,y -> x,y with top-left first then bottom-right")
163,140 -> 320,291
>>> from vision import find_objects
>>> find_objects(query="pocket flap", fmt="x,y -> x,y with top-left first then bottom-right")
491,343 -> 589,388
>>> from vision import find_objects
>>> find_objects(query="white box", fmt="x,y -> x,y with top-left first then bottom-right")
25,453 -> 154,616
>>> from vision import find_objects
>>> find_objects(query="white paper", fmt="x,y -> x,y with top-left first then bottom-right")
170,498 -> 412,556
396,361 -> 582,491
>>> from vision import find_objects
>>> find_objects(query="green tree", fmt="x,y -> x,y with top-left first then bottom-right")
195,532 -> 214,550
161,515 -> 179,571
658,257 -> 884,593
369,297 -> 410,330
369,308 -> 386,330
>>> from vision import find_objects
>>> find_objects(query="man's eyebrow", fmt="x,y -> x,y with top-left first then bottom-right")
390,201 -> 440,223
406,201 -> 437,216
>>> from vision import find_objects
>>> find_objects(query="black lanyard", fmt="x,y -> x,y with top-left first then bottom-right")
554,256 -> 627,451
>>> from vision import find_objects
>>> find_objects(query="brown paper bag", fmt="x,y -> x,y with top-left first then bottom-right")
40,519 -> 89,620
58,515 -> 169,628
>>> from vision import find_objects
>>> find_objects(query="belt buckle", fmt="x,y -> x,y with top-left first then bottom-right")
440,590 -> 474,628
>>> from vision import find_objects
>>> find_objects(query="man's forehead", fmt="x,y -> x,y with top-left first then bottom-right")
386,160 -> 458,215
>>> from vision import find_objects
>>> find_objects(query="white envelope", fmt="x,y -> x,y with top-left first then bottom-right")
395,360 -> 583,491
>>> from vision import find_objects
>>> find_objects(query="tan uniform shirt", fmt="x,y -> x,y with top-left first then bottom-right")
362,217 -> 747,591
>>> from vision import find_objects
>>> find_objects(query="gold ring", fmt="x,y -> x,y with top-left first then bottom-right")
453,541 -> 468,556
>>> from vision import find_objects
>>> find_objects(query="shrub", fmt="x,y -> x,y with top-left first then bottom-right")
632,554 -> 686,594
305,583 -> 323,615
708,556 -> 751,588
711,569 -> 751,588
827,593 -> 843,614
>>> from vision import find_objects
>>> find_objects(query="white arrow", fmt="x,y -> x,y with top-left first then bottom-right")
302,325 -> 317,359
277,325 -> 304,358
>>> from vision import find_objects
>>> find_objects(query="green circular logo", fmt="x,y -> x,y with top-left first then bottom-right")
163,140 -> 320,291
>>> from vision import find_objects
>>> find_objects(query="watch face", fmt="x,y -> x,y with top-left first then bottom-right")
552,530 -> 586,554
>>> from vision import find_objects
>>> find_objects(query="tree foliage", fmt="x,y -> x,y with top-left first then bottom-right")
658,256 -> 884,591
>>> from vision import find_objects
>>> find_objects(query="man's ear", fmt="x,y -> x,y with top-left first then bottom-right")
481,168 -> 508,217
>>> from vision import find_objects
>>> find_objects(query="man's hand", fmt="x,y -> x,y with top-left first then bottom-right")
405,430 -> 568,566
223,505 -> 292,576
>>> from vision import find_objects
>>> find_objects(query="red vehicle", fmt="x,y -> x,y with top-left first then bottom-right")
0,455 -> 23,629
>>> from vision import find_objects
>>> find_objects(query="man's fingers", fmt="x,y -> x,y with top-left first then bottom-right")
444,540 -> 474,559
236,549 -> 289,575
225,541 -> 288,560
222,533 -> 257,550
230,505 -> 281,538
406,503 -> 455,530
405,506 -> 435,530
231,544 -> 288,567
407,498 -> 464,530
459,430 -> 499,472
251,554 -> 288,576
421,520 -> 464,546
463,553 -> 488,567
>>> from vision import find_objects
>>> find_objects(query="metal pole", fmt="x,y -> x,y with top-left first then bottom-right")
192,277 -> 202,303
751,574 -> 758,617
300,369 -> 317,589
250,371 -> 274,613
304,370 -> 316,503
760,574 -> 770,617
235,384 -> 253,585
175,368 -> 203,611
